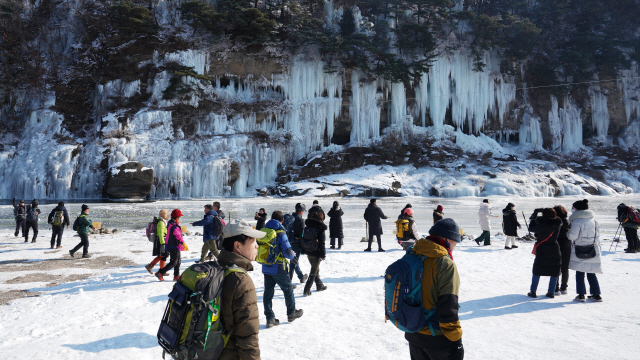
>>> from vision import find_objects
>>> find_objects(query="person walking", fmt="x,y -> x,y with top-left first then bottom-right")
12,198 -> 27,238
261,211 -> 304,328
288,203 -> 308,284
553,205 -> 571,295
145,209 -> 169,274
527,208 -> 562,298
192,204 -> 221,263
475,199 -> 497,246
567,199 -> 603,302
302,211 -> 328,296
24,200 -> 41,243
433,205 -> 444,224
217,220 -> 263,360
364,199 -> 388,252
502,203 -> 521,249
156,209 -> 185,282
69,205 -> 95,258
617,203 -> 639,253
254,208 -> 267,230
327,201 -> 344,249
48,202 -> 70,249
405,218 -> 464,360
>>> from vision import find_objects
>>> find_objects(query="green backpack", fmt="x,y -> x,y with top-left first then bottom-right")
255,228 -> 286,265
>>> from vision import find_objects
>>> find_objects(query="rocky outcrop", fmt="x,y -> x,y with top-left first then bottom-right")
104,162 -> 154,199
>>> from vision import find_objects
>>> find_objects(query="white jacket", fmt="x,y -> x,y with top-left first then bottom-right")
567,210 -> 602,274
478,203 -> 492,231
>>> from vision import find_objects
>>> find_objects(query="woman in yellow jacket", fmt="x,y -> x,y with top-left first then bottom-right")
145,209 -> 169,274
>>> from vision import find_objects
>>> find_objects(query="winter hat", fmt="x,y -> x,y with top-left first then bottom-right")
370,198 -> 377,204
429,218 -> 461,242
171,209 -> 184,218
81,204 -> 89,211
436,205 -> 443,212
19,199 -> 24,204
572,199 -> 589,211
295,203 -> 306,212
404,208 -> 414,217
313,200 -> 319,205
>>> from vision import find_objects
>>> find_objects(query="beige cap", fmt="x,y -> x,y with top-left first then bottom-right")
223,220 -> 266,239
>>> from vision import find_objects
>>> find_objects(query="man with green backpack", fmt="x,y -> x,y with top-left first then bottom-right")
69,204 -> 95,258
257,211 -> 303,329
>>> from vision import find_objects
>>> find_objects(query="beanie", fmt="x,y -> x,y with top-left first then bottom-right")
429,218 -> 461,242
81,204 -> 89,211
573,199 -> 589,211
58,201 -> 64,207
295,203 -> 306,212
436,205 -> 443,212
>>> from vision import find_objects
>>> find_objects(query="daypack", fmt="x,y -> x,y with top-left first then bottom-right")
147,217 -> 159,243
255,228 -> 285,265
52,210 -> 64,226
213,216 -> 226,251
72,216 -> 80,232
283,214 -> 295,232
157,262 -> 245,360
396,219 -> 410,240
26,207 -> 38,222
384,249 -> 437,333
619,206 -> 640,224
300,226 -> 320,253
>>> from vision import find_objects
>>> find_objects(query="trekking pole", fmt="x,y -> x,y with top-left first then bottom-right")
522,211 -> 531,235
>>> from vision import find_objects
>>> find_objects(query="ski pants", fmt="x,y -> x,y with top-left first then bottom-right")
624,227 -> 639,250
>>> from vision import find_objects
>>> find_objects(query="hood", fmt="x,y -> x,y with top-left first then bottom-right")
305,218 -> 328,230
502,209 -> 515,216
265,218 -> 285,231
217,249 -> 254,271
206,209 -> 218,217
413,238 -> 450,258
569,210 -> 595,221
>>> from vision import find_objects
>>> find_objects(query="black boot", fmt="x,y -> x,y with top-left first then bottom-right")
315,276 -> 328,292
303,275 -> 315,296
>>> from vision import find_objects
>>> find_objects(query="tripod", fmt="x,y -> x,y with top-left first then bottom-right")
609,223 -> 622,251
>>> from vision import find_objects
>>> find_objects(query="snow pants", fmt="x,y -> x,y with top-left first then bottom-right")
25,221 -> 38,242
405,332 -> 464,360
15,219 -> 26,237
71,233 -> 90,256
623,227 -> 639,251
51,226 -> 64,247
263,272 -> 296,321
160,250 -> 181,276
576,271 -> 600,296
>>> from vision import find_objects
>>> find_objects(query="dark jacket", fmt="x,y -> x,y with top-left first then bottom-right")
254,212 -> 267,230
76,213 -> 93,235
165,219 -> 185,252
364,203 -> 388,236
12,199 -> 26,221
308,205 -> 325,221
327,207 -> 344,239
302,218 -> 327,258
502,209 -> 520,237
433,210 -> 444,224
217,250 -> 260,360
48,206 -> 70,227
193,209 -> 219,242
25,203 -> 41,223
290,213 -> 304,245
529,216 -> 562,277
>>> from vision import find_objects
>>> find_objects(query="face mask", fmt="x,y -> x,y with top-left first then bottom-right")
571,208 -> 576,214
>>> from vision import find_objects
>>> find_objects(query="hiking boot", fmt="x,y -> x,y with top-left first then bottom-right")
511,245 -> 518,249
155,272 -> 165,282
287,309 -> 304,322
303,275 -> 315,296
546,292 -> 554,298
82,254 -> 91,258
173,275 -> 180,282
299,274 -> 308,284
378,248 -> 385,252
145,264 -> 154,274
625,248 -> 638,253
330,246 -> 335,249
266,318 -> 280,328
56,246 -> 63,249
315,276 -> 328,292
504,246 -> 512,250
575,294 -> 586,302
364,248 -> 372,252
69,250 -> 75,258
31,240 -> 36,243
50,246 -> 54,249
527,291 -> 537,298
588,295 -> 603,302
561,290 -> 568,295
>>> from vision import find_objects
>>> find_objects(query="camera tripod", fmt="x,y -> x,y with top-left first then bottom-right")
609,223 -> 623,251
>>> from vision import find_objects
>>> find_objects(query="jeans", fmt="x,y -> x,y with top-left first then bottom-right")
51,226 -> 64,247
71,233 -> 90,255
15,219 -> 26,237
263,272 -> 296,320
160,250 -> 181,276
556,241 -> 571,291
288,244 -> 304,281
368,234 -> 382,249
405,332 -> 464,360
530,274 -> 558,294
25,221 -> 38,241
475,231 -> 491,245
576,271 -> 600,295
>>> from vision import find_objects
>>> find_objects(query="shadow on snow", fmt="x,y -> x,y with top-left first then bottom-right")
459,294 -> 575,320
63,333 -> 157,352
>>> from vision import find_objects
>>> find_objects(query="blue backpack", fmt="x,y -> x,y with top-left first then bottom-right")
384,249 -> 437,334
283,213 -> 296,240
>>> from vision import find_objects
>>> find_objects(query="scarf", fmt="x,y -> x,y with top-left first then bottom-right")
427,236 -> 453,260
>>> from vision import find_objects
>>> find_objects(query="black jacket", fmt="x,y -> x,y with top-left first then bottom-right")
308,205 -> 325,221
364,203 -> 387,236
433,210 -> 444,224
12,199 -> 26,221
502,209 -> 520,237
302,218 -> 327,258
254,212 -> 267,230
290,213 -> 304,245
529,216 -> 562,277
327,207 -> 344,239
47,206 -> 70,227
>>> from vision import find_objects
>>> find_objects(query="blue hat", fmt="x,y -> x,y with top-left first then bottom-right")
429,218 -> 461,242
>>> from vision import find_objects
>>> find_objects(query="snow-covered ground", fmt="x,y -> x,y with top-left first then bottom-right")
1,196 -> 639,359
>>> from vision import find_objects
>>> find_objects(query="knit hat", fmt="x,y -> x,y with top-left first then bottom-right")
171,209 -> 184,218
572,199 -> 589,211
404,208 -> 414,217
295,203 -> 306,212
436,205 -> 443,212
429,218 -> 461,242
81,204 -> 89,211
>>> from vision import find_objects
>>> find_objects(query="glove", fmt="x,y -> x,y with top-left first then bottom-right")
449,339 -> 464,360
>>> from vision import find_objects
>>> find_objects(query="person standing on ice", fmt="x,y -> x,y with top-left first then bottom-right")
553,205 -> 571,295
474,199 -> 498,246
24,199 -> 41,243
433,205 -> 444,224
156,209 -> 185,282
502,203 -> 521,249
192,204 -> 221,263
527,208 -> 562,298
399,203 -> 412,220
12,198 -> 27,238
69,204 -> 95,258
145,209 -> 169,274
217,220 -> 264,360
261,211 -> 303,328
617,203 -> 640,253
405,219 -> 464,360
288,203 -> 308,284
364,198 -> 388,252
48,201 -> 70,249
308,200 -> 325,221
327,201 -> 344,249
254,208 -> 267,230
567,199 -> 603,302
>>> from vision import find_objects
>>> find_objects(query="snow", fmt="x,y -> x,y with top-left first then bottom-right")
1,196 -> 638,359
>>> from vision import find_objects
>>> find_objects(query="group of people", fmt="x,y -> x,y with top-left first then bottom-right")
11,198 -> 95,258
